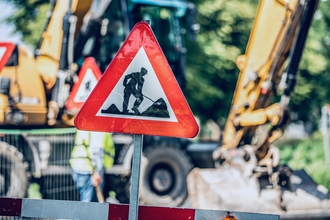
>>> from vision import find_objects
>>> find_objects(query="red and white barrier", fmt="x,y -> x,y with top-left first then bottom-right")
0,198 -> 279,220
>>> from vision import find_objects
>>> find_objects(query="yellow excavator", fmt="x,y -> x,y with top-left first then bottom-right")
187,0 -> 330,219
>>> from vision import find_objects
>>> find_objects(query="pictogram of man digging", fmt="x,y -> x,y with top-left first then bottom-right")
122,67 -> 148,114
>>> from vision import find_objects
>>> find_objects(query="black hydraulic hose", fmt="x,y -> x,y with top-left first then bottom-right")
73,18 -> 101,62
50,0 -> 75,109
120,0 -> 130,37
186,3 -> 199,42
73,0 -> 114,62
283,0 -> 320,96
59,0 -> 73,70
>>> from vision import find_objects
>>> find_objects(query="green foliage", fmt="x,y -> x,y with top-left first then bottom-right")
185,0 -> 258,126
279,132 -> 330,190
2,0 -> 49,48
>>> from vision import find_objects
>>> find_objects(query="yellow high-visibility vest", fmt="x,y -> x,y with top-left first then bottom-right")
70,130 -> 115,172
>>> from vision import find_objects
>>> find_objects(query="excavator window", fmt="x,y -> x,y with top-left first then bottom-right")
75,0 -> 126,73
130,5 -> 182,62
99,1 -> 126,71
130,4 -> 186,88
74,0 -> 187,88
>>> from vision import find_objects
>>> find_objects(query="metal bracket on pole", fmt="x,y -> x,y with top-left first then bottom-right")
128,134 -> 143,220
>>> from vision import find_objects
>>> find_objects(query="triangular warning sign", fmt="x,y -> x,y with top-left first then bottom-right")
66,57 -> 102,110
0,42 -> 16,71
74,22 -> 199,138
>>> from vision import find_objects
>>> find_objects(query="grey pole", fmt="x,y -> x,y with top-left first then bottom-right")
128,134 -> 143,220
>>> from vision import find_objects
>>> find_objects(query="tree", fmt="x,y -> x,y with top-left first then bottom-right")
185,0 -> 258,126
2,0 -> 49,47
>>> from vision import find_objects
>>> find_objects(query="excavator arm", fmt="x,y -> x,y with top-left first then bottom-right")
213,0 -> 319,165
36,0 -> 93,91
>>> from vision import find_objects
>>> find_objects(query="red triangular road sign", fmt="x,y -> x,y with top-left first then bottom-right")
66,57 -> 102,110
0,42 -> 16,71
74,22 -> 199,138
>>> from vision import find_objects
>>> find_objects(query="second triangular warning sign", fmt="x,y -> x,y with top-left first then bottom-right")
74,21 -> 199,138
66,57 -> 102,110
0,42 -> 16,71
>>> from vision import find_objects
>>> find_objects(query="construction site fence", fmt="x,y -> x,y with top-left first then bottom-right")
0,197 -> 280,220
0,128 -> 80,201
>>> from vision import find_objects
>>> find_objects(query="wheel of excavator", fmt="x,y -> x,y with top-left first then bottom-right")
0,141 -> 29,198
139,143 -> 193,207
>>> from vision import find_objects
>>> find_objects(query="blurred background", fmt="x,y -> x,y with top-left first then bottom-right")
1,0 -> 330,206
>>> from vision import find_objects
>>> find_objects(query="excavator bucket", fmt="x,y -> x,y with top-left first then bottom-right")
187,167 -> 330,219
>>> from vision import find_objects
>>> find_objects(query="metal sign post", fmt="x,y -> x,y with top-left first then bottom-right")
128,134 -> 143,220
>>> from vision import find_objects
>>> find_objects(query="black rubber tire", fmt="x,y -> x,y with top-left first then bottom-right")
0,141 -> 28,197
139,143 -> 193,207
106,174 -> 130,203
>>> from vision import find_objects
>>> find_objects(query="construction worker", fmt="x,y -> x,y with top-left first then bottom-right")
70,130 -> 115,202
122,67 -> 148,114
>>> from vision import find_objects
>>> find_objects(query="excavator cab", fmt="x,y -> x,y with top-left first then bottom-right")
74,0 -> 198,88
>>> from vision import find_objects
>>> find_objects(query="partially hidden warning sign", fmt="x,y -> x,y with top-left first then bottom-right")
74,21 -> 199,138
66,57 -> 102,110
0,42 -> 15,72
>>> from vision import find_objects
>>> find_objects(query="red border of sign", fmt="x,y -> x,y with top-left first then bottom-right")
0,42 -> 16,72
74,22 -> 199,138
66,57 -> 102,110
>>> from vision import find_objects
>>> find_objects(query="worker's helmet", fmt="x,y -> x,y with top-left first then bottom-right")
141,67 -> 148,75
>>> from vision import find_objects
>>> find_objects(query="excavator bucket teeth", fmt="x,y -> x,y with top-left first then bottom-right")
187,167 -> 330,219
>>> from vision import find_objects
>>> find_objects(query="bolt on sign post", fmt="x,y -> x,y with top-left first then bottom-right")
74,21 -> 199,220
